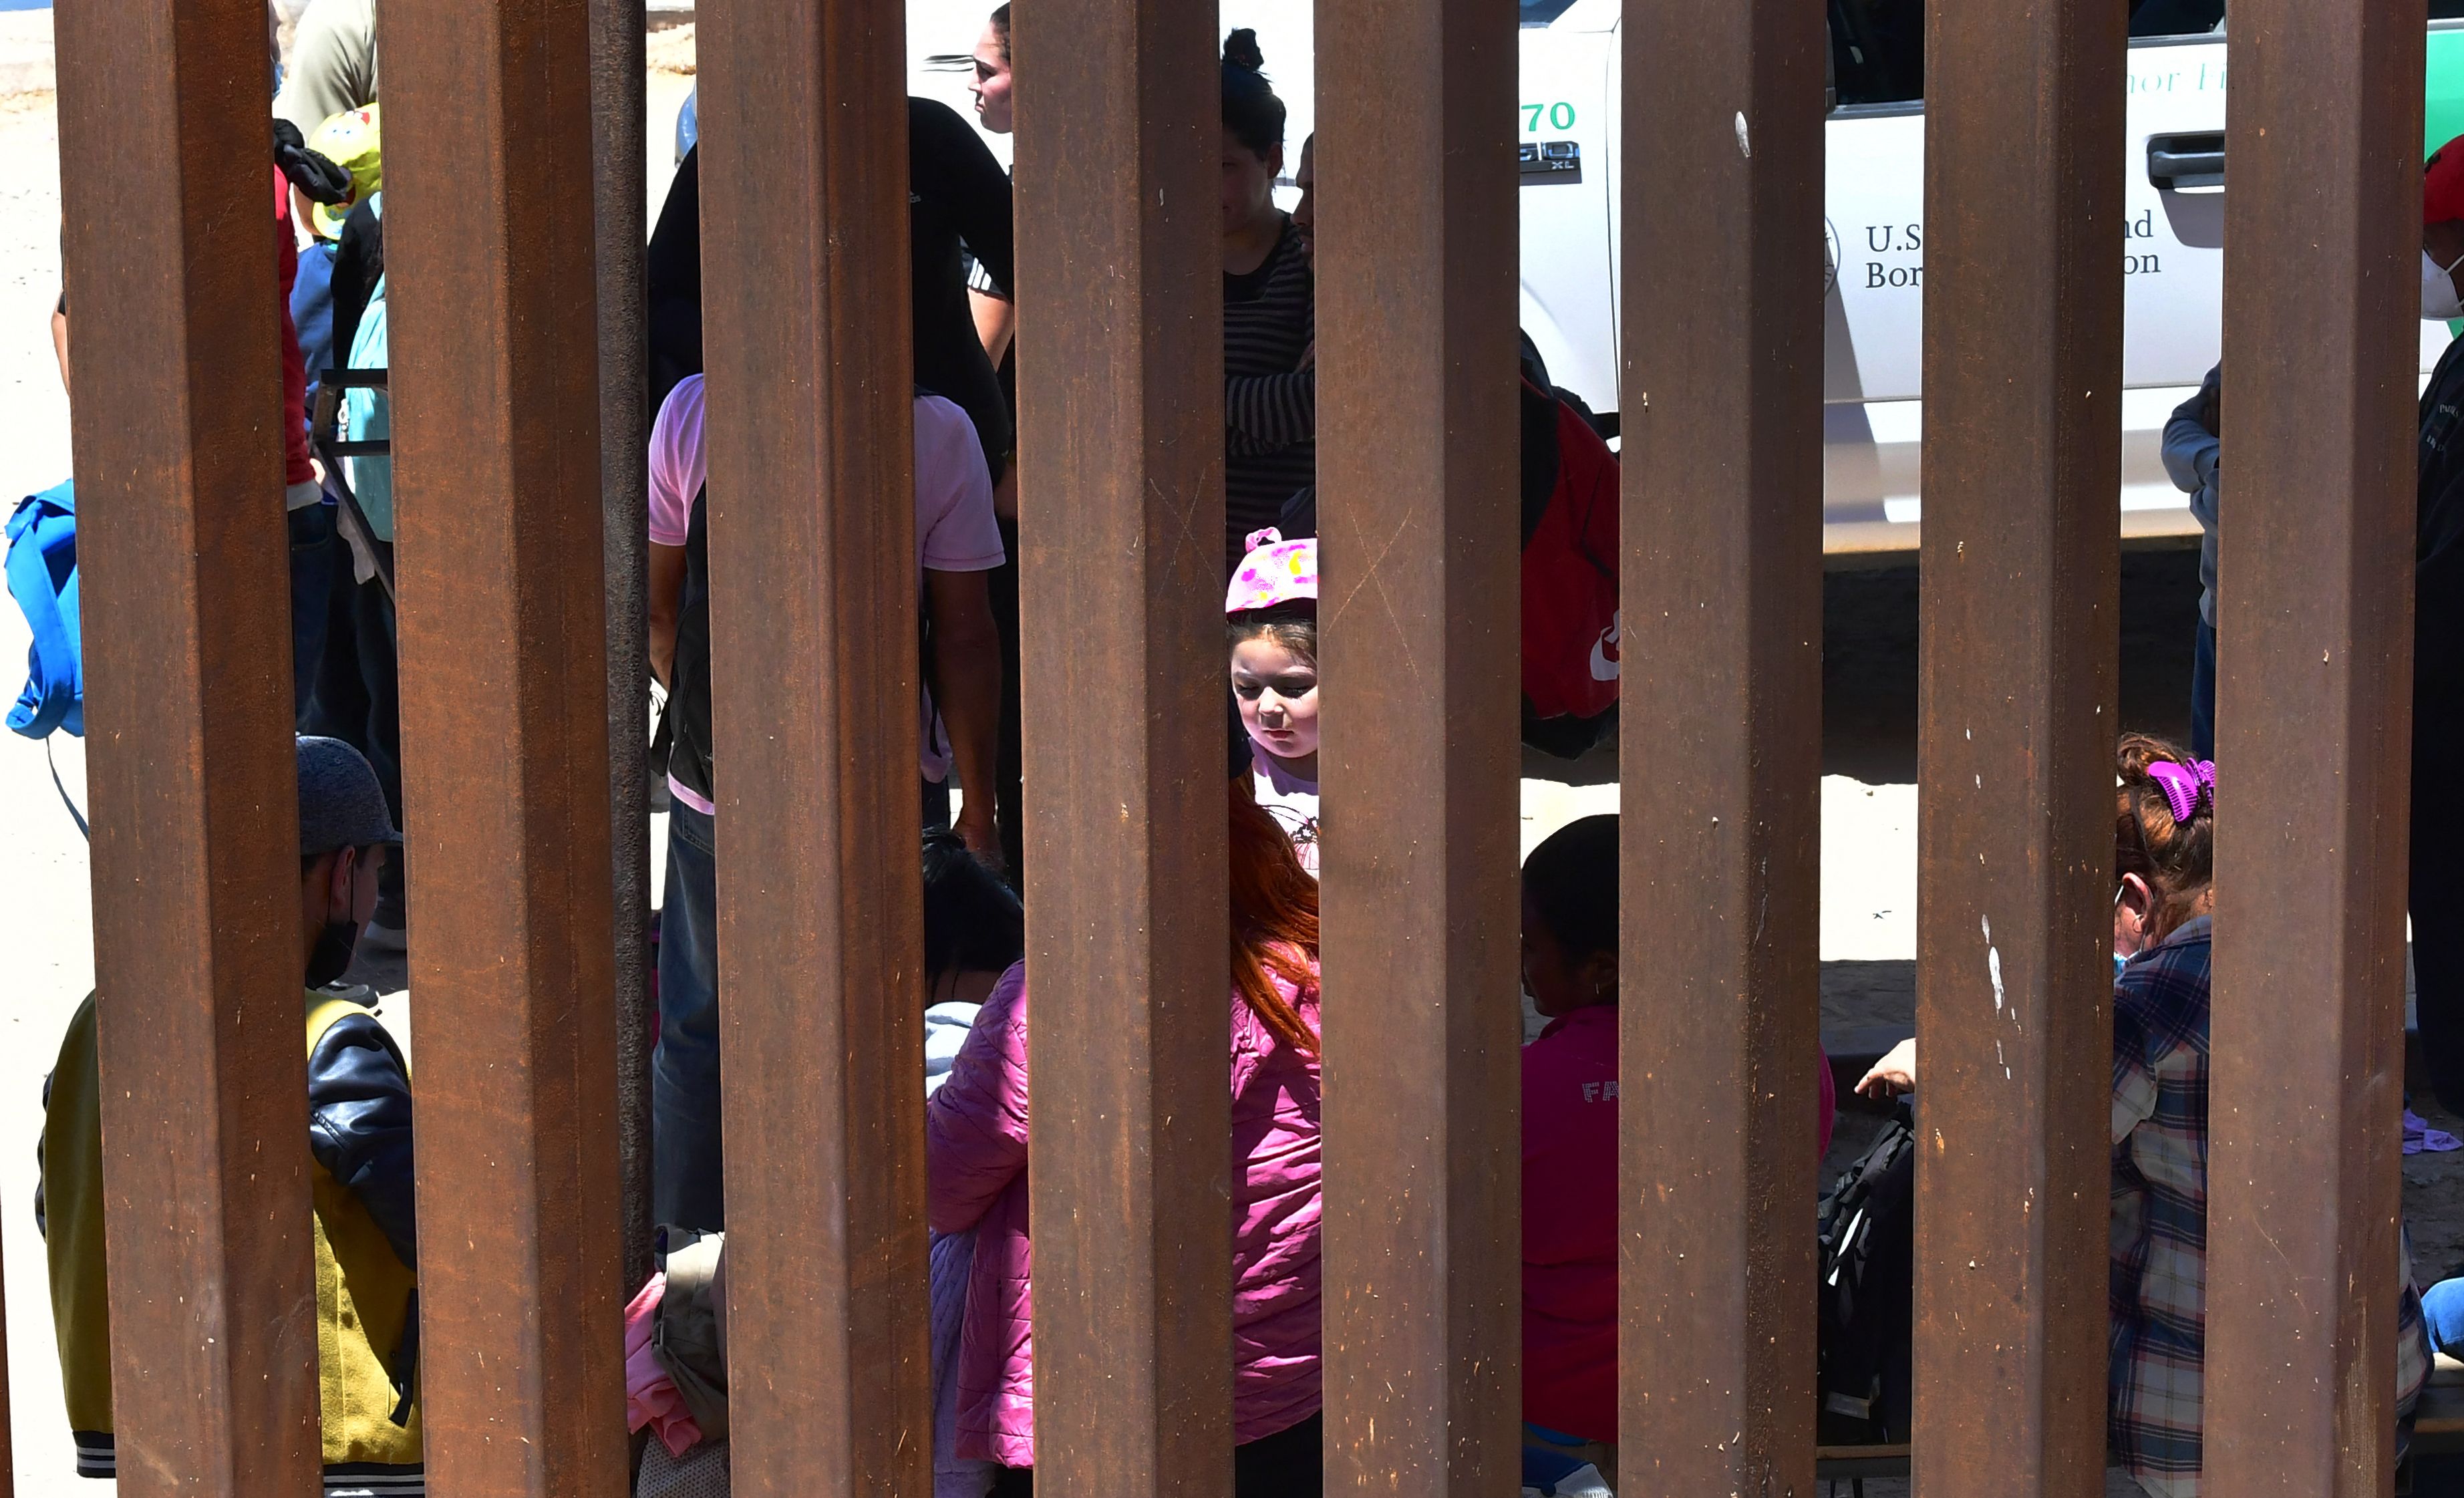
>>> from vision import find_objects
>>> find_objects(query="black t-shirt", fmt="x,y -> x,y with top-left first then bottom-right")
645,98 -> 1016,480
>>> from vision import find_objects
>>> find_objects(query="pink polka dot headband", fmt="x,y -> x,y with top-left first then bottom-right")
1225,528 -> 1318,615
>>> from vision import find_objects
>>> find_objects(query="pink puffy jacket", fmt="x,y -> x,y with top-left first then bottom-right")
925,958 -> 1324,1468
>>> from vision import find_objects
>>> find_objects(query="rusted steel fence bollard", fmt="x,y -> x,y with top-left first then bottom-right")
1616,0 -> 1827,1485
1913,0 -> 2125,1492
1316,1 -> 1523,1493
383,0 -> 633,1491
2205,0 -> 2426,1491
698,0 -> 936,1489
1014,0 -> 1237,1492
55,2 -> 326,1493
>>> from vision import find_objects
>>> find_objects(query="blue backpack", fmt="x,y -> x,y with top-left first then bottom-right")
5,480 -> 79,740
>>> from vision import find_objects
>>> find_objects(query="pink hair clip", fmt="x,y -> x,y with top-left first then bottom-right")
2146,759 -> 2216,825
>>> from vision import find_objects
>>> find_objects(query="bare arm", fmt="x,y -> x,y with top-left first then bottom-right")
51,295 -> 67,397
648,543 -> 687,687
971,287 -> 1015,367
926,566 -> 1005,866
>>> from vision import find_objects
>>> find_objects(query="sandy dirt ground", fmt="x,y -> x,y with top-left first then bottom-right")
0,11 -> 2453,1496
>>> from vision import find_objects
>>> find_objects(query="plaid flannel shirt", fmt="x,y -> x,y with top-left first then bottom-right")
2107,915 -> 2431,1496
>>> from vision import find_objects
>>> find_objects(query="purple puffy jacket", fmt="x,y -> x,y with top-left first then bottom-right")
924,957 -> 1324,1467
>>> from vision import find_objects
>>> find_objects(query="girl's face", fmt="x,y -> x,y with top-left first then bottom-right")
1231,636 -> 1319,763
971,23 -> 1014,134
1221,130 -> 1283,239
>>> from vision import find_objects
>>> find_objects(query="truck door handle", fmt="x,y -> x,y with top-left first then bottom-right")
1520,140 -> 1582,185
2147,132 -> 2225,190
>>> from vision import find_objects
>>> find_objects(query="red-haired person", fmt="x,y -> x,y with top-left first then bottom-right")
927,721 -> 1326,1496
1859,735 -> 2432,1497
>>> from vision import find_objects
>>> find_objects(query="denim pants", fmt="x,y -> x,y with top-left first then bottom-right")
654,801 -> 726,1230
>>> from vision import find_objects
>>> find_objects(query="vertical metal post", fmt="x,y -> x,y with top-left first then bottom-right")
55,2 -> 323,1492
697,0 -> 933,1490
1616,0 -> 1825,1483
1913,0 -> 2125,1489
589,0 -> 657,1294
1316,0 -> 1521,1491
1014,0 -> 1233,1492
2203,0 -> 2425,1490
383,0 -> 633,1491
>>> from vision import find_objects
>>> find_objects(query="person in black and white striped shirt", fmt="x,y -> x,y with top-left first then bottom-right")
1220,30 -> 1316,571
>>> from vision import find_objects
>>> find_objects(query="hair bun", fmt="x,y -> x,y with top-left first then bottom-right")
1223,27 -> 1264,71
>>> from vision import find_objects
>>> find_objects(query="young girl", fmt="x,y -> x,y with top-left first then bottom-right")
926,722 -> 1327,1495
1518,815 -> 1836,1476
1857,734 -> 2431,1497
1228,528 -> 1320,875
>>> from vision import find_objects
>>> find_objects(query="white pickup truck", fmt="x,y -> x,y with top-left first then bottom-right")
892,0 -> 2464,553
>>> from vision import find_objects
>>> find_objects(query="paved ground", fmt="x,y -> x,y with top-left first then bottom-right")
0,13 -> 2453,1496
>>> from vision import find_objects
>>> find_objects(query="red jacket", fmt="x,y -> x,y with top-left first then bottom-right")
1519,1005 -> 1837,1441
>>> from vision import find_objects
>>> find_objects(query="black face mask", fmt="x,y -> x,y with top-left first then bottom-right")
307,853 -> 365,988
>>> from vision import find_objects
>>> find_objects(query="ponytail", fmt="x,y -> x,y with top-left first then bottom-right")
1221,29 -> 1287,158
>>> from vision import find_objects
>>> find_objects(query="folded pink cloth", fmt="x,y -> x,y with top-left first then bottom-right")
625,1273 -> 704,1457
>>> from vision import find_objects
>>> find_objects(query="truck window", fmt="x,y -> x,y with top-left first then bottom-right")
1520,0 -> 1581,25
1828,0 -> 1923,107
2128,0 -> 2225,36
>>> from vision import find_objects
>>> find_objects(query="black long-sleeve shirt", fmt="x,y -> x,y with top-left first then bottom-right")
645,98 -> 1017,482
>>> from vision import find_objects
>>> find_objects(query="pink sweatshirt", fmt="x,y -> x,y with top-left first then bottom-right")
925,959 -> 1325,1468
1520,1005 -> 1837,1441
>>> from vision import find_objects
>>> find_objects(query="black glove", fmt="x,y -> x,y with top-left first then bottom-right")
273,118 -> 354,206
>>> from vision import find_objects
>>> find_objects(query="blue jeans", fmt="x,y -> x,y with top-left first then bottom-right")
654,802 -> 725,1229
2190,617 -> 2217,761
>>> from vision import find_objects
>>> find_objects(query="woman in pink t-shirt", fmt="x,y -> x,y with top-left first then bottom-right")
1517,815 -> 1837,1451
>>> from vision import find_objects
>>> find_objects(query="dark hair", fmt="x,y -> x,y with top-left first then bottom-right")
1523,814 -> 1618,964
1229,600 -> 1318,669
2115,733 -> 2215,946
1221,29 -> 1286,158
922,830 -> 1024,992
989,3 -> 1011,60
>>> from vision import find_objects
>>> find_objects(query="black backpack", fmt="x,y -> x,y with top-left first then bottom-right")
1815,1103 -> 1917,1445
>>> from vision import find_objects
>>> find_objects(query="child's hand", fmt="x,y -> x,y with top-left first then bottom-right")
1857,1038 -> 1917,1099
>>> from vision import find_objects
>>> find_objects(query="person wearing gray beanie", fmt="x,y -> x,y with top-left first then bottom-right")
37,736 -> 426,1489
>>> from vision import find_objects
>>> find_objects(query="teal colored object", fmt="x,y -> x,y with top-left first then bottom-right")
343,275 -> 392,542
2429,27 -> 2464,159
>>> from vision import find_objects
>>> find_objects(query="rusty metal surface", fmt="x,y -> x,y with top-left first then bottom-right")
589,0 -> 658,1296
1615,0 -> 1825,1483
57,3 -> 326,1491
1012,0 -> 1234,1491
695,0 -> 932,1490
382,0 -> 631,1492
53,3 -> 325,1494
1316,0 -> 1521,1490
1913,0 -> 2125,1491
2202,0 -> 2425,1489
